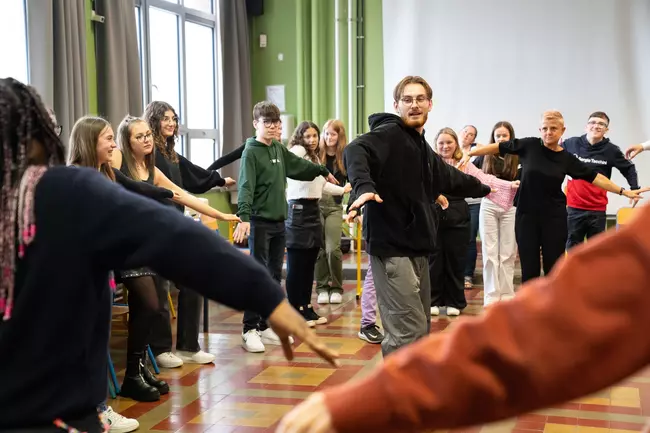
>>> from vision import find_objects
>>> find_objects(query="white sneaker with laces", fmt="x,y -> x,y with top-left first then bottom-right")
242,329 -> 265,353
100,406 -> 139,433
154,352 -> 183,368
329,293 -> 343,304
430,306 -> 440,316
317,292 -> 330,304
260,328 -> 294,345
176,350 -> 215,364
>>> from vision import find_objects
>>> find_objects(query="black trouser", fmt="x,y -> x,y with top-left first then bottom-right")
566,206 -> 607,250
149,274 -> 201,355
515,211 -> 568,283
286,247 -> 320,309
430,225 -> 470,310
243,218 -> 286,333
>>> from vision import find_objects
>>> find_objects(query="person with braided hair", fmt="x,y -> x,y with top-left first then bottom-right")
0,77 -> 339,432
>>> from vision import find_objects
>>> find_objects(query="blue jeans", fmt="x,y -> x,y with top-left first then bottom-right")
566,207 -> 607,250
464,203 -> 481,279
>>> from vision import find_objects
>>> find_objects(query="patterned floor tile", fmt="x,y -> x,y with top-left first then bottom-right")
108,253 -> 650,432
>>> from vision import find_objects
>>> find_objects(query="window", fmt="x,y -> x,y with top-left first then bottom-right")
0,0 -> 28,83
134,0 -> 220,167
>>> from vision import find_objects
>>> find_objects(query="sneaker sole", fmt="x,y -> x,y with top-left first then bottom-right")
156,360 -> 183,368
357,332 -> 382,344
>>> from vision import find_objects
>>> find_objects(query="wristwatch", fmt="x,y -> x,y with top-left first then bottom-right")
620,187 -> 625,195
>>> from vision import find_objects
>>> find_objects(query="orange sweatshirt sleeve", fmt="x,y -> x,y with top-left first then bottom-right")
324,205 -> 650,433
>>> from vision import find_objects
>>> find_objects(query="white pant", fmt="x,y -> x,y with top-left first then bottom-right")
479,198 -> 517,306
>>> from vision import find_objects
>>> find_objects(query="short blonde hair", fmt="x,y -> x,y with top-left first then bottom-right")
541,110 -> 565,124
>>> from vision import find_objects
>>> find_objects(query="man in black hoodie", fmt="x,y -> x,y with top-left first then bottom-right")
343,76 -> 491,356
561,111 -> 639,249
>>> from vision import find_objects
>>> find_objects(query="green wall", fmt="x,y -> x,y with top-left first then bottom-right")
249,0 -> 384,133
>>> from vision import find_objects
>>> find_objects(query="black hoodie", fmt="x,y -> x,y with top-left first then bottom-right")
344,113 -> 491,257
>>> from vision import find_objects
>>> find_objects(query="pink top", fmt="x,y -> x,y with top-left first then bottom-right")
462,162 -> 517,211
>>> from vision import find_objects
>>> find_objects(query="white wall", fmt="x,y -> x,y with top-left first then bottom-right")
382,0 -> 650,214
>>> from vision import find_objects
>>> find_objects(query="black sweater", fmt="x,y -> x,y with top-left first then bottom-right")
0,166 -> 285,430
113,168 -> 173,202
344,113 -> 490,257
207,143 -> 246,171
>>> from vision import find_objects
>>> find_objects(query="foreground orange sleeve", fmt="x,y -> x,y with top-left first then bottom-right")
325,205 -> 650,433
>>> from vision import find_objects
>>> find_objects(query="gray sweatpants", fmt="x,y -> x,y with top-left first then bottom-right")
370,255 -> 431,357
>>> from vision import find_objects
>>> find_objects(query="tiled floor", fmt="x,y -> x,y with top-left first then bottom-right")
109,254 -> 649,433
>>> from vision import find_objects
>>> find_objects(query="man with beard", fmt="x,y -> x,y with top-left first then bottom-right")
343,75 -> 491,357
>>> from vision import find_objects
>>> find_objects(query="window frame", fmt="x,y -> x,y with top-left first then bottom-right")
135,0 -> 221,165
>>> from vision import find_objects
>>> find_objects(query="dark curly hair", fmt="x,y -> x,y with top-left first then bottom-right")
288,121 -> 320,163
144,101 -> 179,163
0,77 -> 65,320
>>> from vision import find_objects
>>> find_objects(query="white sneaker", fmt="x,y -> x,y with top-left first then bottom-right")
317,292 -> 330,304
155,352 -> 183,368
100,406 -> 139,433
260,328 -> 294,345
242,329 -> 265,353
329,293 -> 343,304
176,350 -> 215,364
447,307 -> 461,316
430,306 -> 440,316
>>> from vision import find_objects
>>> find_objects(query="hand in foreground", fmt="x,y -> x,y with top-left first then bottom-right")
625,144 -> 644,160
345,192 -> 382,223
435,194 -> 449,210
223,177 -> 236,187
511,180 -> 521,189
622,188 -> 646,203
326,173 -> 339,185
267,301 -> 340,367
275,392 -> 336,433
233,221 -> 250,243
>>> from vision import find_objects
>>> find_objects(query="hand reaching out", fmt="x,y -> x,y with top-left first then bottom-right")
343,183 -> 352,194
325,173 -> 339,185
276,392 -> 336,433
233,221 -> 250,243
345,192 -> 382,223
625,144 -> 644,160
223,177 -> 236,187
511,180 -> 521,189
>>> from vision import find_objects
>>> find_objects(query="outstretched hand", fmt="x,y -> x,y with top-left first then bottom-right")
435,194 -> 449,210
267,301 -> 340,367
345,192 -> 382,223
625,144 -> 644,160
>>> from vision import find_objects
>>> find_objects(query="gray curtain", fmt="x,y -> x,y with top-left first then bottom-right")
52,0 -> 89,144
219,0 -> 253,184
95,0 -> 143,127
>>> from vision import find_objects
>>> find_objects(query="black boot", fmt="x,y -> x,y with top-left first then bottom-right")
120,352 -> 160,402
142,352 -> 169,395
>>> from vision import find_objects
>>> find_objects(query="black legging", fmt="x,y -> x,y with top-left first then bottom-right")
515,211 -> 568,283
286,247 -> 320,309
122,275 -> 159,375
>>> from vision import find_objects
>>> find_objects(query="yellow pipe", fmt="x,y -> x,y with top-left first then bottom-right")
167,291 -> 177,319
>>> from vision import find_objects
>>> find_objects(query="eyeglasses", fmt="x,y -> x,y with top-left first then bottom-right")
587,120 -> 608,128
162,116 -> 178,124
400,96 -> 430,106
260,118 -> 282,128
54,125 -> 62,137
133,132 -> 153,143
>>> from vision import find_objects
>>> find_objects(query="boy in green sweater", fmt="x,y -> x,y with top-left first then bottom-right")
233,101 -> 336,353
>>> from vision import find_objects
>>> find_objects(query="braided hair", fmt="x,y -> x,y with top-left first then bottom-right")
0,78 -> 65,321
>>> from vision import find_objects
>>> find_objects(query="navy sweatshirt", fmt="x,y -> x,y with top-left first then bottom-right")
0,166 -> 285,430
562,135 -> 639,211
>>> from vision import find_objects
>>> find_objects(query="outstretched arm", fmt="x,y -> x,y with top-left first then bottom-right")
178,154 -> 226,193
207,143 -> 246,171
298,204 -> 650,433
